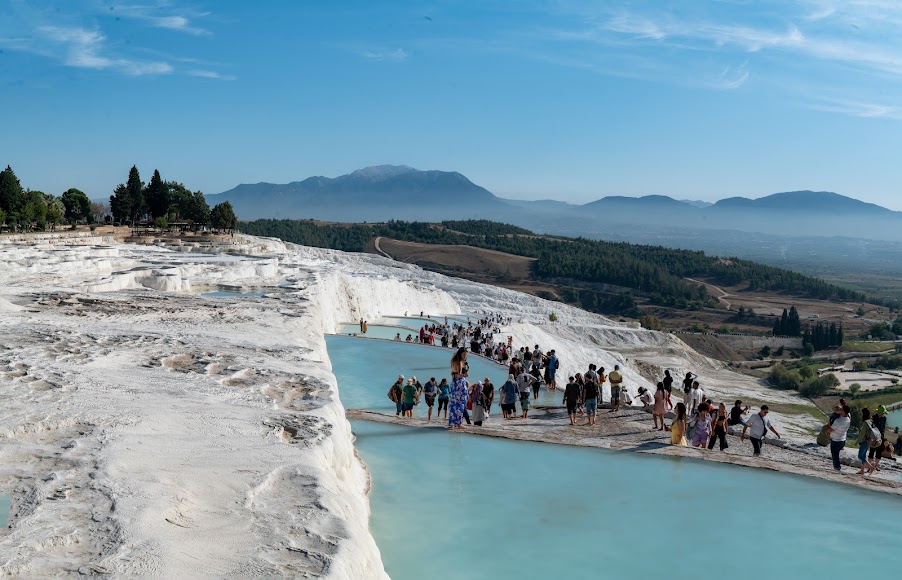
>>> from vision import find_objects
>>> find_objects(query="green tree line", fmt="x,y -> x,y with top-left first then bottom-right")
242,219 -> 869,308
0,163 -> 237,233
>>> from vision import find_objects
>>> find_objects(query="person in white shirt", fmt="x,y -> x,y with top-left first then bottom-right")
826,404 -> 851,472
740,405 -> 781,456
689,381 -> 704,414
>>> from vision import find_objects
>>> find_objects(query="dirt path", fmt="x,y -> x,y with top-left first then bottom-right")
373,237 -> 392,259
685,277 -> 732,309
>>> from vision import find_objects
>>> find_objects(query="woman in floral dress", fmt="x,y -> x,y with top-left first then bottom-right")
449,347 -> 469,429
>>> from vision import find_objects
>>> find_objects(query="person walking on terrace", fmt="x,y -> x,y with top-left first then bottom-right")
387,375 -> 404,416
608,365 -> 623,412
741,405 -> 782,456
870,405 -> 889,471
583,374 -> 599,426
825,405 -> 851,472
670,402 -> 688,446
449,348 -> 469,430
564,377 -> 581,426
856,407 -> 878,476
708,403 -> 729,451
402,378 -> 418,418
653,383 -> 666,431
437,378 -> 450,419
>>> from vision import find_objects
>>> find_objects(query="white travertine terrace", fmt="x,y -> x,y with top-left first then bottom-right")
0,232 -> 821,576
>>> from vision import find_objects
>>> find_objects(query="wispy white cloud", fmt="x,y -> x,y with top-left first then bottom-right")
525,1 -> 902,118
39,25 -> 173,75
707,64 -> 750,89
109,3 -> 211,36
0,2 -> 230,80
187,69 -> 236,81
360,48 -> 408,62
809,97 -> 902,119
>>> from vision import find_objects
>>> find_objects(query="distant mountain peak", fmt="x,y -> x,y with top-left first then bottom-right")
349,165 -> 417,180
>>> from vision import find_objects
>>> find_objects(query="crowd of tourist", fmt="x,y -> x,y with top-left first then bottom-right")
376,311 -> 901,476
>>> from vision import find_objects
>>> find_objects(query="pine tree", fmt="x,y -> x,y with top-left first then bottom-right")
126,165 -> 145,225
0,165 -> 24,215
788,306 -> 801,336
144,169 -> 169,220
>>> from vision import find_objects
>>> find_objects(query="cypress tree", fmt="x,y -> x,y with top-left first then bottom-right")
780,309 -> 789,336
144,169 -> 169,220
0,165 -> 24,215
788,306 -> 801,336
126,165 -> 145,225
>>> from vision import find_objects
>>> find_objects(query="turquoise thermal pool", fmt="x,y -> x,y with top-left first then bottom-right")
326,335 -> 902,580
336,324 -> 419,341
378,316 -> 446,329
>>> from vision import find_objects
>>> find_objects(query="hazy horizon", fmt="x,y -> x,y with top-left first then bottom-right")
3,1 -> 902,209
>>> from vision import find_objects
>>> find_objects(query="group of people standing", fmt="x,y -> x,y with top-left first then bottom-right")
821,399 -> 898,475
643,370 -> 783,456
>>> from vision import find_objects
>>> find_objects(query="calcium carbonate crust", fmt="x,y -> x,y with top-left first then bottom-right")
0,232 -> 820,578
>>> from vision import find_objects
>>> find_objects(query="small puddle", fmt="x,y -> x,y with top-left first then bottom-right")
0,495 -> 10,527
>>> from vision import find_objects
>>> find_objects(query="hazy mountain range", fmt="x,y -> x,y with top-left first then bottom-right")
211,164 -> 902,242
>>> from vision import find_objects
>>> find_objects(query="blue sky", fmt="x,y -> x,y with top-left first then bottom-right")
2,0 -> 901,207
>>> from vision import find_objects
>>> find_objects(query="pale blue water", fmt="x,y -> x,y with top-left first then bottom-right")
379,316 -> 444,329
337,324 -> 416,340
888,408 -> 902,430
0,496 -> 9,527
328,336 -> 556,418
202,290 -> 266,298
327,336 -> 902,579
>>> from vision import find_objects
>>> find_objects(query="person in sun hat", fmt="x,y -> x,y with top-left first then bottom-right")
869,405 -> 889,470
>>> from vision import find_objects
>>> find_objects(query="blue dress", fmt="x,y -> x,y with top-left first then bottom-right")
448,376 -> 468,427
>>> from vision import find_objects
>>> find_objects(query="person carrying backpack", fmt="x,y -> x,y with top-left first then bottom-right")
547,349 -> 559,390
387,375 -> 404,416
856,407 -> 878,475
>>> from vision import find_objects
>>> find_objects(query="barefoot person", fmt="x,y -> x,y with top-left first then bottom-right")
653,382 -> 666,431
690,403 -> 712,448
387,375 -> 404,416
608,365 -> 623,412
741,405 -> 782,456
856,407 -> 878,476
563,376 -> 580,426
449,348 -> 469,430
870,405 -> 888,471
708,403 -> 729,451
670,402 -> 688,446
402,378 -> 418,418
825,405 -> 851,472
437,378 -> 450,419
500,374 -> 518,419
423,377 -> 439,420
583,374 -> 599,426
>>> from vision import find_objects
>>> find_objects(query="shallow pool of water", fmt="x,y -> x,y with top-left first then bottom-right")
336,324 -> 416,341
888,408 -> 902,430
202,290 -> 266,298
327,336 -> 902,579
379,316 -> 446,330
0,495 -> 10,527
327,337 -> 557,417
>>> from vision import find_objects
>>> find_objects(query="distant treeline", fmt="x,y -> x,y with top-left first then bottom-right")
242,219 -> 868,307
